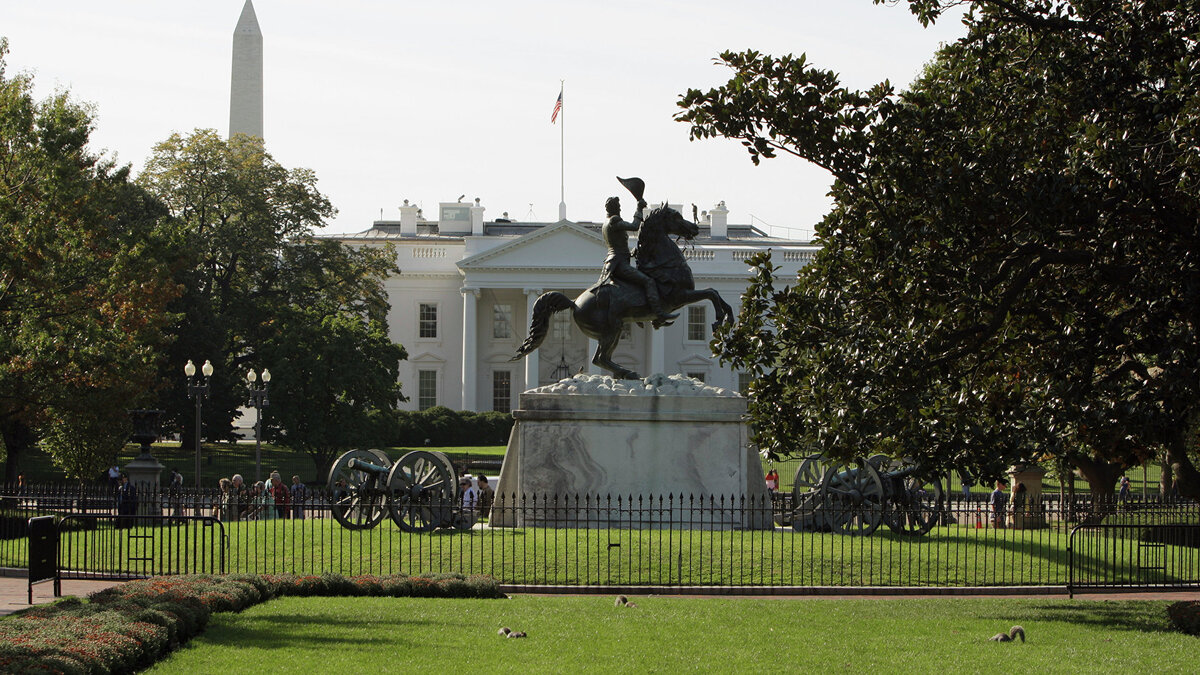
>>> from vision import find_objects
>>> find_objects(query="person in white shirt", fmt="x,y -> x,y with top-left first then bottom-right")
460,477 -> 478,511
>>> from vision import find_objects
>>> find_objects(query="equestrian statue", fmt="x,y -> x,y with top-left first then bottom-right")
512,176 -> 734,380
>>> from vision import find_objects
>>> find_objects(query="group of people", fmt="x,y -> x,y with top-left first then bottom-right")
458,473 -> 495,517
987,480 -> 1030,528
215,471 -> 308,522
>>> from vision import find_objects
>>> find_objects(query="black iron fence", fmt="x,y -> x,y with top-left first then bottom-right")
2,483 -> 1196,591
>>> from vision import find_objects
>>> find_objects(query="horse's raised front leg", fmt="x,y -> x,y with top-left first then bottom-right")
675,288 -> 735,333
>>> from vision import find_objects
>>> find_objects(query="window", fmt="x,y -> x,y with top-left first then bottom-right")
686,371 -> 706,383
738,372 -> 753,394
493,370 -> 512,413
551,313 -> 571,340
493,303 -> 513,339
418,370 -> 438,410
418,303 -> 438,338
687,306 -> 707,341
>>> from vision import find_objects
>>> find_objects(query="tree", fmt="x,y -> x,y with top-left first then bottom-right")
676,1 -> 1200,502
138,130 -> 405,468
0,40 -> 178,480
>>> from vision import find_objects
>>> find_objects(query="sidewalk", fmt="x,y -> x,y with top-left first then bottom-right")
0,574 -> 126,617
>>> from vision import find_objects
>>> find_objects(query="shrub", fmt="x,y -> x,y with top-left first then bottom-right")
1168,601 -> 1200,636
391,406 -> 513,446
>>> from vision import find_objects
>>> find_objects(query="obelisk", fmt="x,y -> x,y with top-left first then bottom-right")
229,0 -> 263,139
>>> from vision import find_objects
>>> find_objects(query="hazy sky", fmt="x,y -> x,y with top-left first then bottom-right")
2,1 -> 966,239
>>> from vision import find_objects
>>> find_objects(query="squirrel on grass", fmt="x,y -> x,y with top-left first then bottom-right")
498,627 -> 527,638
614,595 -> 638,609
989,626 -> 1026,642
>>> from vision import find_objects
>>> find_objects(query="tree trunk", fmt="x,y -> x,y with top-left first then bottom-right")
1165,437 -> 1200,503
1,419 -> 36,483
1072,454 -> 1121,524
1160,453 -> 1174,499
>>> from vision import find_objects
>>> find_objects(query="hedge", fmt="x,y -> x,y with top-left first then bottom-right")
0,573 -> 503,673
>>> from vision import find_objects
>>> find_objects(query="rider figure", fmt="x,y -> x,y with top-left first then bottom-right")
601,196 -> 678,327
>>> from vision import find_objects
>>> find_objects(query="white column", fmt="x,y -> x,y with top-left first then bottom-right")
523,288 -> 542,389
461,287 -> 480,411
587,337 -> 601,374
649,326 -> 666,375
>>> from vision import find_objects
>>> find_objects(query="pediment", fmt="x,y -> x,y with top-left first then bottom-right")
411,352 -> 447,364
677,354 -> 713,368
457,221 -> 605,271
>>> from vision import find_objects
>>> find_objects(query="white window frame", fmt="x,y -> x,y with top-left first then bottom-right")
492,369 -> 512,413
417,369 -> 439,410
686,306 -> 707,342
493,303 -> 513,340
418,302 -> 439,340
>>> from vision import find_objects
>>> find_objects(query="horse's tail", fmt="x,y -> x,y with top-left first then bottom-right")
511,292 -> 574,361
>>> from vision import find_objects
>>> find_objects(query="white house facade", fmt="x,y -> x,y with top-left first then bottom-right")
320,199 -> 817,413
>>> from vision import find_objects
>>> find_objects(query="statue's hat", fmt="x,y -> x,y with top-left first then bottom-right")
616,176 -> 645,202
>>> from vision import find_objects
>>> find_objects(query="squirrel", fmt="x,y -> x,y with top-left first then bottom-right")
615,595 -> 638,608
508,631 -> 527,638
498,627 -> 510,636
989,626 -> 1026,642
498,627 -> 527,638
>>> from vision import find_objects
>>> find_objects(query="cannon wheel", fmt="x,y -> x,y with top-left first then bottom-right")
879,458 -> 945,536
791,454 -> 830,531
820,458 -> 884,536
328,449 -> 391,530
386,450 -> 457,532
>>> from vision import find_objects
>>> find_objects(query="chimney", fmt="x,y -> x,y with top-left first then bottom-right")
471,197 -> 485,236
709,200 -> 729,239
438,202 -> 472,235
399,200 -> 418,236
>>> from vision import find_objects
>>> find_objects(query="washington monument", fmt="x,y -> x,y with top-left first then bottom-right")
229,0 -> 263,139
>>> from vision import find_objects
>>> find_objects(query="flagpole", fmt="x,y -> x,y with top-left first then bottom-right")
558,80 -> 566,221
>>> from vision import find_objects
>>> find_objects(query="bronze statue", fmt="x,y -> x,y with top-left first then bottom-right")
512,177 -> 734,380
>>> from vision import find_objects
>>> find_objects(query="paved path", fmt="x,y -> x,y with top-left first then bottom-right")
0,575 -> 126,617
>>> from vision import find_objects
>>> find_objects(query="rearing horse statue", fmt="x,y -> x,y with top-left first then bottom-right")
512,203 -> 734,379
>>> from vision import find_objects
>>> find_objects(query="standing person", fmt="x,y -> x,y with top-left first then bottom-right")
116,474 -> 138,527
460,477 -> 478,513
290,475 -> 307,520
476,474 -> 495,518
989,480 -> 1008,529
107,464 -> 121,488
168,468 -> 184,522
217,478 -> 234,521
231,474 -> 249,520
269,471 -> 290,519
765,469 -> 778,494
1119,475 -> 1131,507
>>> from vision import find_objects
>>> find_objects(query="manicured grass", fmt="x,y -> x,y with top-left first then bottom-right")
25,515 -> 1199,588
148,595 -> 1190,673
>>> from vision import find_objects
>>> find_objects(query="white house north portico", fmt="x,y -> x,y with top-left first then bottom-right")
321,200 -> 816,412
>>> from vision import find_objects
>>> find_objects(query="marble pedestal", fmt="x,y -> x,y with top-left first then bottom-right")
490,374 -> 770,529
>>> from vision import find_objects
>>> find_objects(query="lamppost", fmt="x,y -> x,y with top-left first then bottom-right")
246,368 -> 271,482
184,359 -> 213,489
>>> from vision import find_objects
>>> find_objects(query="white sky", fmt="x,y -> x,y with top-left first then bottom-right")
1,0 -> 965,239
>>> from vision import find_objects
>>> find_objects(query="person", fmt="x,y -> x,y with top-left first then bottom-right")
1119,475 -> 1131,506
290,475 -> 307,520
765,469 -> 779,494
1010,482 -> 1027,527
476,474 -> 495,517
460,477 -> 478,512
599,195 -> 678,327
989,480 -> 1008,528
168,468 -> 184,522
231,474 -> 250,519
269,471 -> 290,519
116,473 -> 138,527
107,464 -> 121,488
217,477 -> 234,521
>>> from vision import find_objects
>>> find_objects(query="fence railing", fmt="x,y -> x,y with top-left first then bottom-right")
2,484 -> 1196,590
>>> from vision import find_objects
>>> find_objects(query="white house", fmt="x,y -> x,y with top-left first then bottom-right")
320,199 -> 816,412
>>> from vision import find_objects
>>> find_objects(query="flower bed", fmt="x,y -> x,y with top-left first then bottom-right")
0,573 -> 502,673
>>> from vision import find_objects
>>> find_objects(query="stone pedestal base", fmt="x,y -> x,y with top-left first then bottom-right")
124,454 -> 164,519
490,374 -> 770,529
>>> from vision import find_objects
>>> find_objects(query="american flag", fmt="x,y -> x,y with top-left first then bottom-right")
551,91 -> 562,123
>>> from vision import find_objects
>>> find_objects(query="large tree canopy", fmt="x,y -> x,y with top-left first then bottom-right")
138,129 -> 405,474
677,1 -> 1200,500
0,40 -> 177,480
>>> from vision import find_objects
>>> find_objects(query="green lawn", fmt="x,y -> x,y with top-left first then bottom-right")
22,515 -> 1197,588
148,595 -> 1192,674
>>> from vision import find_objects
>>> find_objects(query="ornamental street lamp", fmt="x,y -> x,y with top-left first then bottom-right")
247,368 -> 271,482
184,359 -> 214,489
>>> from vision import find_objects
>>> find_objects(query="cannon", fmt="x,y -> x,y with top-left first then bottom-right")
789,454 -> 945,536
326,449 -> 476,532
